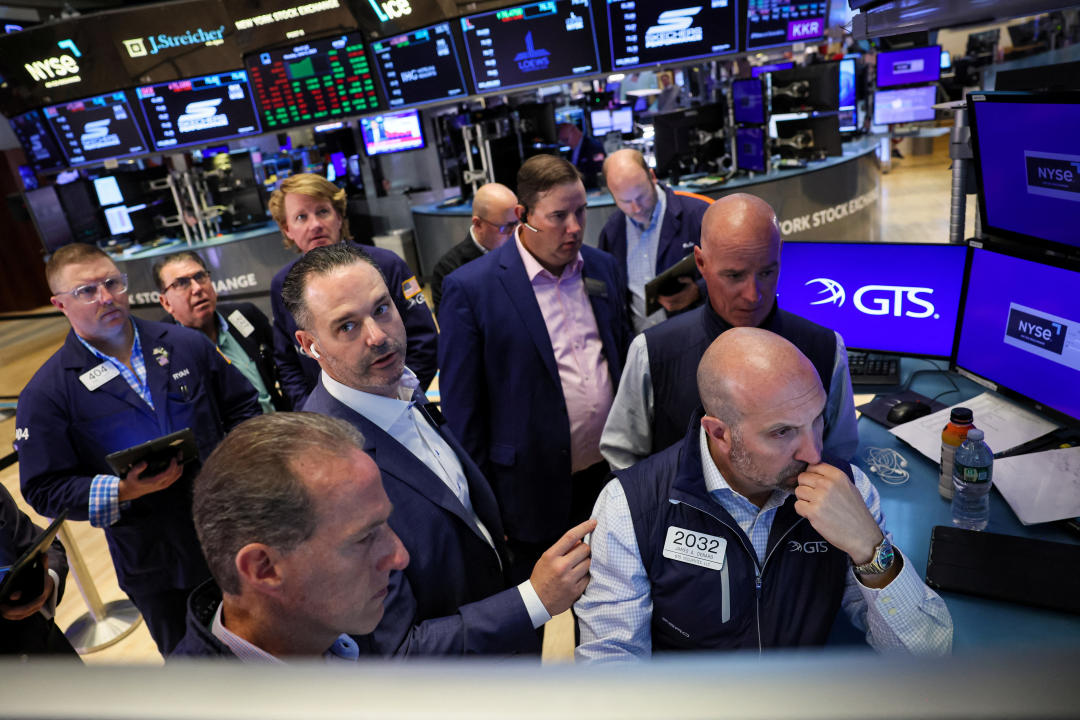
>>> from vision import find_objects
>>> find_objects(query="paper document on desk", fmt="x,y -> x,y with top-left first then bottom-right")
888,392 -> 1058,463
994,447 -> 1080,525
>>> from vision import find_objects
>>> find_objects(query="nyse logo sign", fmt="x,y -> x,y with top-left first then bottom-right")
645,8 -> 703,49
24,39 -> 82,88
1025,150 -> 1080,202
1006,307 -> 1066,355
177,98 -> 228,133
806,278 -> 938,319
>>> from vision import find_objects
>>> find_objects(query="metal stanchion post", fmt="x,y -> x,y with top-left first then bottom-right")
58,522 -> 142,654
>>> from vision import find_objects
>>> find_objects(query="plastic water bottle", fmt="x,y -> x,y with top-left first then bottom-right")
951,428 -> 993,531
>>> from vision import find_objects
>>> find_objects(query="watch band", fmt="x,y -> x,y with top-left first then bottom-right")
853,536 -> 895,575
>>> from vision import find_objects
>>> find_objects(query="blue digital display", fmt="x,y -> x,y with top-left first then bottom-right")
751,61 -> 793,77
732,78 -> 765,125
776,242 -> 967,357
956,248 -> 1080,422
970,93 -> 1080,252
736,126 -> 766,172
873,85 -> 935,125
876,45 -> 941,88
838,57 -> 856,132
360,108 -> 425,155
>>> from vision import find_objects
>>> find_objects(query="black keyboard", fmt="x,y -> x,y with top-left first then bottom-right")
848,352 -> 900,386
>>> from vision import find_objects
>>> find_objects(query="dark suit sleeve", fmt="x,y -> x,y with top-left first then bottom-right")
369,249 -> 439,390
365,569 -> 539,656
435,274 -> 490,472
0,484 -> 68,603
270,271 -> 313,408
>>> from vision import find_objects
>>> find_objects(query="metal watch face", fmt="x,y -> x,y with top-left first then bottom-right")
855,537 -> 894,575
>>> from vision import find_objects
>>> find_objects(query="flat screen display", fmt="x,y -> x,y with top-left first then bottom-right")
732,78 -> 765,124
135,70 -> 261,150
245,32 -> 380,130
371,22 -> 469,109
838,57 -> 857,132
10,110 -> 65,171
24,186 -> 73,252
876,45 -> 942,88
751,61 -> 793,77
43,90 -> 149,166
776,242 -> 967,357
873,85 -> 935,125
735,126 -> 766,172
460,0 -> 601,93
607,0 -> 737,70
360,108 -> 425,155
93,176 -> 123,206
590,108 -> 633,134
956,247 -> 1080,422
744,0 -> 825,51
969,92 -> 1080,254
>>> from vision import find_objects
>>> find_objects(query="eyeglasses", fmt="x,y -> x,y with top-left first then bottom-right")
57,274 -> 129,304
476,216 -> 518,235
163,270 -> 212,293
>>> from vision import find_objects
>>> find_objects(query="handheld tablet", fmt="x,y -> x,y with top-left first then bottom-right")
105,428 -> 198,478
644,253 -> 697,316
0,509 -> 67,605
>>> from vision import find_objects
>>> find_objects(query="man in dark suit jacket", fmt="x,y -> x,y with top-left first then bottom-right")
557,122 -> 606,190
280,243 -> 594,656
598,148 -> 710,333
154,251 -> 286,412
430,183 -> 518,316
439,155 -> 631,582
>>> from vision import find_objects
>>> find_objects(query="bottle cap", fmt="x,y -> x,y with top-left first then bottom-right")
950,407 -> 973,423
966,428 -> 984,441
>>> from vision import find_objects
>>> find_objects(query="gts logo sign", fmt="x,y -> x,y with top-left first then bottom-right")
787,540 -> 829,554
806,279 -> 939,319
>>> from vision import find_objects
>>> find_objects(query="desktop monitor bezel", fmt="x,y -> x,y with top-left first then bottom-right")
875,45 -> 942,89
872,84 -> 936,126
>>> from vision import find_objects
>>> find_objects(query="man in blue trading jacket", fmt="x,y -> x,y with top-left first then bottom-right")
282,244 -> 594,655
155,250 -> 287,412
267,173 -> 438,407
576,329 -> 953,660
439,155 -> 631,582
600,193 -> 859,470
598,148 -> 710,333
15,244 -> 261,654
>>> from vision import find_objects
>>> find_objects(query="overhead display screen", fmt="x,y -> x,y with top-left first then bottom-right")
245,32 -> 380,130
460,0 -> 601,93
136,70 -> 262,150
10,110 -> 66,171
732,78 -> 765,124
876,45 -> 941,88
43,90 -> 148,166
873,85 -> 936,125
371,22 -> 469,108
744,0 -> 825,50
607,0 -> 737,70
360,108 -> 425,155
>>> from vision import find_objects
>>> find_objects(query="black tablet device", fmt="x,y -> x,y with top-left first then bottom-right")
105,428 -> 198,478
0,509 -> 68,605
644,253 -> 697,316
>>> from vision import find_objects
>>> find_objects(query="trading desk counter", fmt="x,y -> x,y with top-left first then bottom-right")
856,358 -> 1080,650
411,137 -> 881,278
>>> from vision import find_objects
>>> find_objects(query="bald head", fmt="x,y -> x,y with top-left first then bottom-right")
471,183 -> 519,251
603,149 -> 658,226
694,193 -> 782,327
697,327 -> 821,423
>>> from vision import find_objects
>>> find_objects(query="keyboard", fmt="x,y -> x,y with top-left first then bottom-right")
848,352 -> 900,386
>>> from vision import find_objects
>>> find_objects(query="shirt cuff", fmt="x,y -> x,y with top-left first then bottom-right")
89,474 -> 121,528
39,568 -> 61,620
853,548 -> 925,614
518,580 -> 553,629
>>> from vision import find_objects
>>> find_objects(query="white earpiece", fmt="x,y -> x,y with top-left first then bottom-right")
310,345 -> 321,359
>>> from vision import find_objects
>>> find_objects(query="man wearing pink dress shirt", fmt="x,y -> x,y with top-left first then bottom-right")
439,155 -> 631,582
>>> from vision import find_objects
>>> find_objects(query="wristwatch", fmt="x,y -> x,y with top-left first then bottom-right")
853,536 -> 895,575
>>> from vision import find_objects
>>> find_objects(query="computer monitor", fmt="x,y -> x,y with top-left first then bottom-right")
876,46 -> 942,88
941,50 -> 952,70
244,32 -> 381,131
360,108 -> 426,156
370,22 -> 469,109
735,127 -> 767,173
732,78 -> 766,125
838,57 -> 857,132
43,91 -> 149,167
743,0 -> 826,51
751,61 -> 794,78
24,186 -> 73,253
611,108 -> 633,134
955,245 -> 1080,424
590,109 -> 612,136
459,0 -> 601,93
770,62 -> 841,114
777,242 -> 968,357
9,110 -> 65,172
607,0 -> 737,70
773,115 -> 842,159
652,101 -> 727,179
135,70 -> 262,151
92,176 -> 124,207
873,85 -> 936,125
555,105 -> 585,129
966,28 -> 1000,57
968,91 -> 1080,257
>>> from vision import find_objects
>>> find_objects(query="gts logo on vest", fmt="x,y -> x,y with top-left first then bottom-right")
806,278 -> 939,319
787,540 -> 829,554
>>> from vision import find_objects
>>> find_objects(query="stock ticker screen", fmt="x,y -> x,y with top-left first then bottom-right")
9,110 -> 66,171
135,71 -> 262,151
371,22 -> 470,108
744,0 -> 825,51
43,91 -> 149,166
245,33 -> 381,130
607,0 -> 737,70
460,0 -> 601,93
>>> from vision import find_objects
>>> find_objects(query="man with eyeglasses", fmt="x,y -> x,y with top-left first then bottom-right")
14,243 -> 261,654
439,155 -> 631,582
429,183 -> 518,317
155,251 -> 285,413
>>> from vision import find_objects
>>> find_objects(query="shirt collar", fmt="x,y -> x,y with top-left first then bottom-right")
75,317 -> 138,364
698,426 -> 789,509
468,226 -> 490,255
628,183 -> 666,234
514,227 -> 583,282
211,603 -> 359,663
321,367 -> 420,434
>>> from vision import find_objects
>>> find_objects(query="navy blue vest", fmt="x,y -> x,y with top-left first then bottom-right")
618,417 -> 853,652
644,300 -> 837,454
